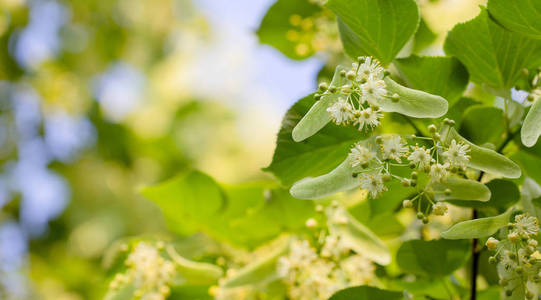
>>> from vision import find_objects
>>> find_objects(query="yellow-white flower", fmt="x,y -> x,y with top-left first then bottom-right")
327,97 -> 353,125
430,163 -> 449,182
359,172 -> 387,198
407,145 -> 431,169
355,107 -> 382,130
442,139 -> 470,168
512,214 -> 539,237
360,77 -> 387,106
381,135 -> 408,162
348,143 -> 375,168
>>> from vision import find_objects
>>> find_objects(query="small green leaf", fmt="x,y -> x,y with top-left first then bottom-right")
256,0 -> 321,60
443,127 -> 521,178
292,66 -> 348,142
488,0 -> 541,39
381,77 -> 448,118
521,99 -> 541,147
290,158 -> 358,200
444,9 -> 541,89
329,209 -> 391,265
167,246 -> 223,285
431,177 -> 491,202
329,286 -> 403,300
327,0 -> 420,65
222,237 -> 290,288
460,105 -> 505,145
441,210 -> 512,239
396,239 -> 470,276
395,55 -> 469,105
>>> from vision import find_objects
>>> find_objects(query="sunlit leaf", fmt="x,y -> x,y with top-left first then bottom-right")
488,0 -> 541,39
521,99 -> 541,147
444,9 -> 541,89
327,0 -> 420,65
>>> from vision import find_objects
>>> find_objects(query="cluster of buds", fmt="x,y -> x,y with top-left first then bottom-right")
110,242 -> 176,300
286,6 -> 340,57
276,203 -> 375,300
318,56 -> 397,132
347,121 -> 470,222
486,214 -> 541,299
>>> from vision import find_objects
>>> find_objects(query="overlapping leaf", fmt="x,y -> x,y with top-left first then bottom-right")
488,0 -> 541,39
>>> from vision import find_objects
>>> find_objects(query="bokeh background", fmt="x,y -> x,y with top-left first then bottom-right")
0,0 -> 485,298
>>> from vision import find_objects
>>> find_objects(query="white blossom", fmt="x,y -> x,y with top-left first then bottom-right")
407,145 -> 431,169
360,77 -> 387,105
432,202 -> 448,216
442,139 -> 470,168
327,98 -> 353,125
356,56 -> 384,80
359,172 -> 387,198
381,135 -> 408,162
348,143 -> 375,168
430,163 -> 449,182
355,107 -> 382,130
512,214 -> 539,237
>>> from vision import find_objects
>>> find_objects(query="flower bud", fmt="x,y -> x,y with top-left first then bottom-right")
428,124 -> 437,134
340,70 -> 346,77
444,188 -> 452,196
403,200 -> 413,208
391,93 -> 400,102
357,56 -> 366,63
401,179 -> 411,187
329,86 -> 337,93
508,232 -> 519,243
411,171 -> 418,179
375,136 -> 383,145
416,212 -> 424,219
422,217 -> 429,224
318,82 -> 328,91
305,218 -> 318,229
314,94 -> 321,100
488,256 -> 497,264
382,173 -> 392,182
485,237 -> 499,251
346,71 -> 356,81
505,290 -> 513,297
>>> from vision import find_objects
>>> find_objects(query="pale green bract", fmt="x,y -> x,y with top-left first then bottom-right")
441,210 -> 513,239
521,99 -> 541,147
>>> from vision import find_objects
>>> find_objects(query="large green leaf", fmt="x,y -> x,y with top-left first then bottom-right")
327,0 -> 420,65
521,99 -> 541,147
441,210 -> 512,239
444,9 -> 541,89
381,77 -> 448,118
431,177 -> 491,202
460,105 -> 505,145
142,171 -> 314,248
329,208 -> 391,265
488,0 -> 541,39
329,286 -> 403,300
141,170 -> 225,235
394,56 -> 469,105
396,239 -> 470,276
442,127 -> 521,178
264,94 -> 364,186
256,0 -> 321,60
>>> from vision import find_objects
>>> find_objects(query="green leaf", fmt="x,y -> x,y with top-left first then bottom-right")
290,158 -> 358,200
442,127 -> 521,178
413,18 -> 437,53
449,179 -> 520,212
264,94 -> 364,186
446,97 -> 482,128
381,77 -> 448,118
292,66 -> 348,142
327,0 -> 420,65
329,209 -> 391,265
396,239 -> 470,276
444,9 -> 541,89
460,105 -> 505,145
141,170 -> 225,235
167,246 -> 223,285
329,286 -> 403,300
441,210 -> 512,239
431,177 -> 491,202
521,99 -> 541,147
395,56 -> 469,105
256,0 -> 321,60
222,237 -> 290,288
488,0 -> 541,39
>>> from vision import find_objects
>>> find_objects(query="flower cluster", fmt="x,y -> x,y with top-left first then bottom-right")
486,214 -> 541,299
110,242 -> 176,300
276,204 -> 375,300
319,56 -> 395,132
347,121 -> 471,221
